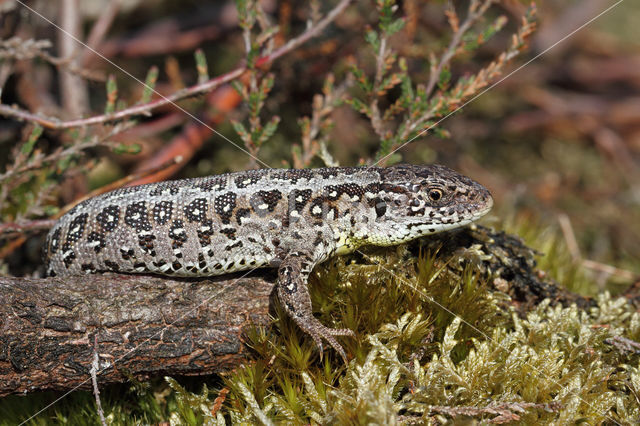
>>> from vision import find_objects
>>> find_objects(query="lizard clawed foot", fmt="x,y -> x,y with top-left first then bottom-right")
295,315 -> 355,364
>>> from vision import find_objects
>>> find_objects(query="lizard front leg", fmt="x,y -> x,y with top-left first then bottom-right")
277,250 -> 354,363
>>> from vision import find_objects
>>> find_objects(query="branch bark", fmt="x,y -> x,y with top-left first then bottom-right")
0,272 -> 275,396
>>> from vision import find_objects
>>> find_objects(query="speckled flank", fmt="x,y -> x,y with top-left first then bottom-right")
43,164 -> 493,361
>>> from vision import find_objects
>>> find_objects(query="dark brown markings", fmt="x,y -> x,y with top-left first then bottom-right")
249,190 -> 282,217
408,207 -> 425,216
280,265 -> 297,294
309,197 -> 326,219
96,205 -> 120,232
198,253 -> 207,269
317,168 -> 339,179
124,202 -> 152,231
171,261 -> 182,271
49,227 -> 61,254
168,219 -> 188,248
104,260 -> 120,271
214,192 -> 237,224
364,182 -> 380,195
150,183 -> 180,196
220,227 -> 236,240
197,219 -> 214,246
225,240 -> 243,251
87,232 -> 106,253
81,263 -> 96,272
152,201 -> 173,225
184,198 -> 208,223
380,183 -> 408,194
66,213 -> 88,244
324,183 -> 364,201
120,247 -> 134,260
234,173 -> 262,188
152,260 -> 167,268
195,177 -> 226,192
290,189 -> 312,212
62,242 -> 76,268
313,231 -> 324,246
138,233 -> 156,255
272,168 -> 314,184
235,208 -> 251,224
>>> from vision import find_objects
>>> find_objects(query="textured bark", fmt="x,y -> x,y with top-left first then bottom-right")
0,273 -> 274,396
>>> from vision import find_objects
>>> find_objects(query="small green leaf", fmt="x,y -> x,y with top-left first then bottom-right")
112,143 -> 142,155
438,66 -> 451,91
57,155 -> 74,172
21,124 -> 43,155
140,66 -> 159,104
231,80 -> 246,98
385,17 -> 405,36
365,29 -> 380,50
345,98 -> 371,117
194,49 -> 209,84
104,75 -> 118,114
258,116 -> 280,145
231,120 -> 250,142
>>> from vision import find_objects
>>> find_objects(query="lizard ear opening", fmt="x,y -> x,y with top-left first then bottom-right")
374,199 -> 387,217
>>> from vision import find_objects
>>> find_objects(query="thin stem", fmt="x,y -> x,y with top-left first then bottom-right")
0,0 -> 353,130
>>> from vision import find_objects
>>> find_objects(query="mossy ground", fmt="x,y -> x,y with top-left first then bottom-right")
4,218 -> 639,424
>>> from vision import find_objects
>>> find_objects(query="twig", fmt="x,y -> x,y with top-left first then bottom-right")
424,0 -> 496,98
90,336 -> 108,426
130,85 -> 242,185
0,0 -> 352,130
604,335 -> 640,355
557,213 -> 580,261
582,260 -> 636,282
58,0 -> 89,117
558,213 -> 636,282
80,0 -> 121,66
0,219 -> 56,237
418,401 -> 562,423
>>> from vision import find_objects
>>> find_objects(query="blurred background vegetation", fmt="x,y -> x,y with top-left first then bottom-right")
0,0 -> 639,423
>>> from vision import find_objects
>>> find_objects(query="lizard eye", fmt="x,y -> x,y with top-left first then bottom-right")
374,199 -> 387,217
428,188 -> 443,202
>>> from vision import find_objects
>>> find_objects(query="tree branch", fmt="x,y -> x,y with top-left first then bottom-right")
0,273 -> 275,396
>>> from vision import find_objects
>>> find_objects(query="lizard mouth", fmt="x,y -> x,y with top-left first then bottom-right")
474,193 -> 494,218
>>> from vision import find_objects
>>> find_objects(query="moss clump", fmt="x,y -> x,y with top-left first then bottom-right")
162,226 -> 640,424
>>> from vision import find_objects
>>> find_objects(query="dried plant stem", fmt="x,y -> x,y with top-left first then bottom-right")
0,0 -> 352,130
80,0 -> 122,66
58,0 -> 89,117
0,219 -> 56,237
424,0 -> 496,98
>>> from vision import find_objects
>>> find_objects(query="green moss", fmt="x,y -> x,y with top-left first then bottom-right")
158,225 -> 639,424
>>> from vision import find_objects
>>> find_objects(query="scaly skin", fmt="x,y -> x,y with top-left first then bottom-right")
44,164 -> 493,361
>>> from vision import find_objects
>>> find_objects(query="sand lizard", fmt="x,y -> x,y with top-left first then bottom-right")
44,164 -> 493,361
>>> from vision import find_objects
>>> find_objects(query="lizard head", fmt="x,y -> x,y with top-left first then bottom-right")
365,164 -> 493,245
